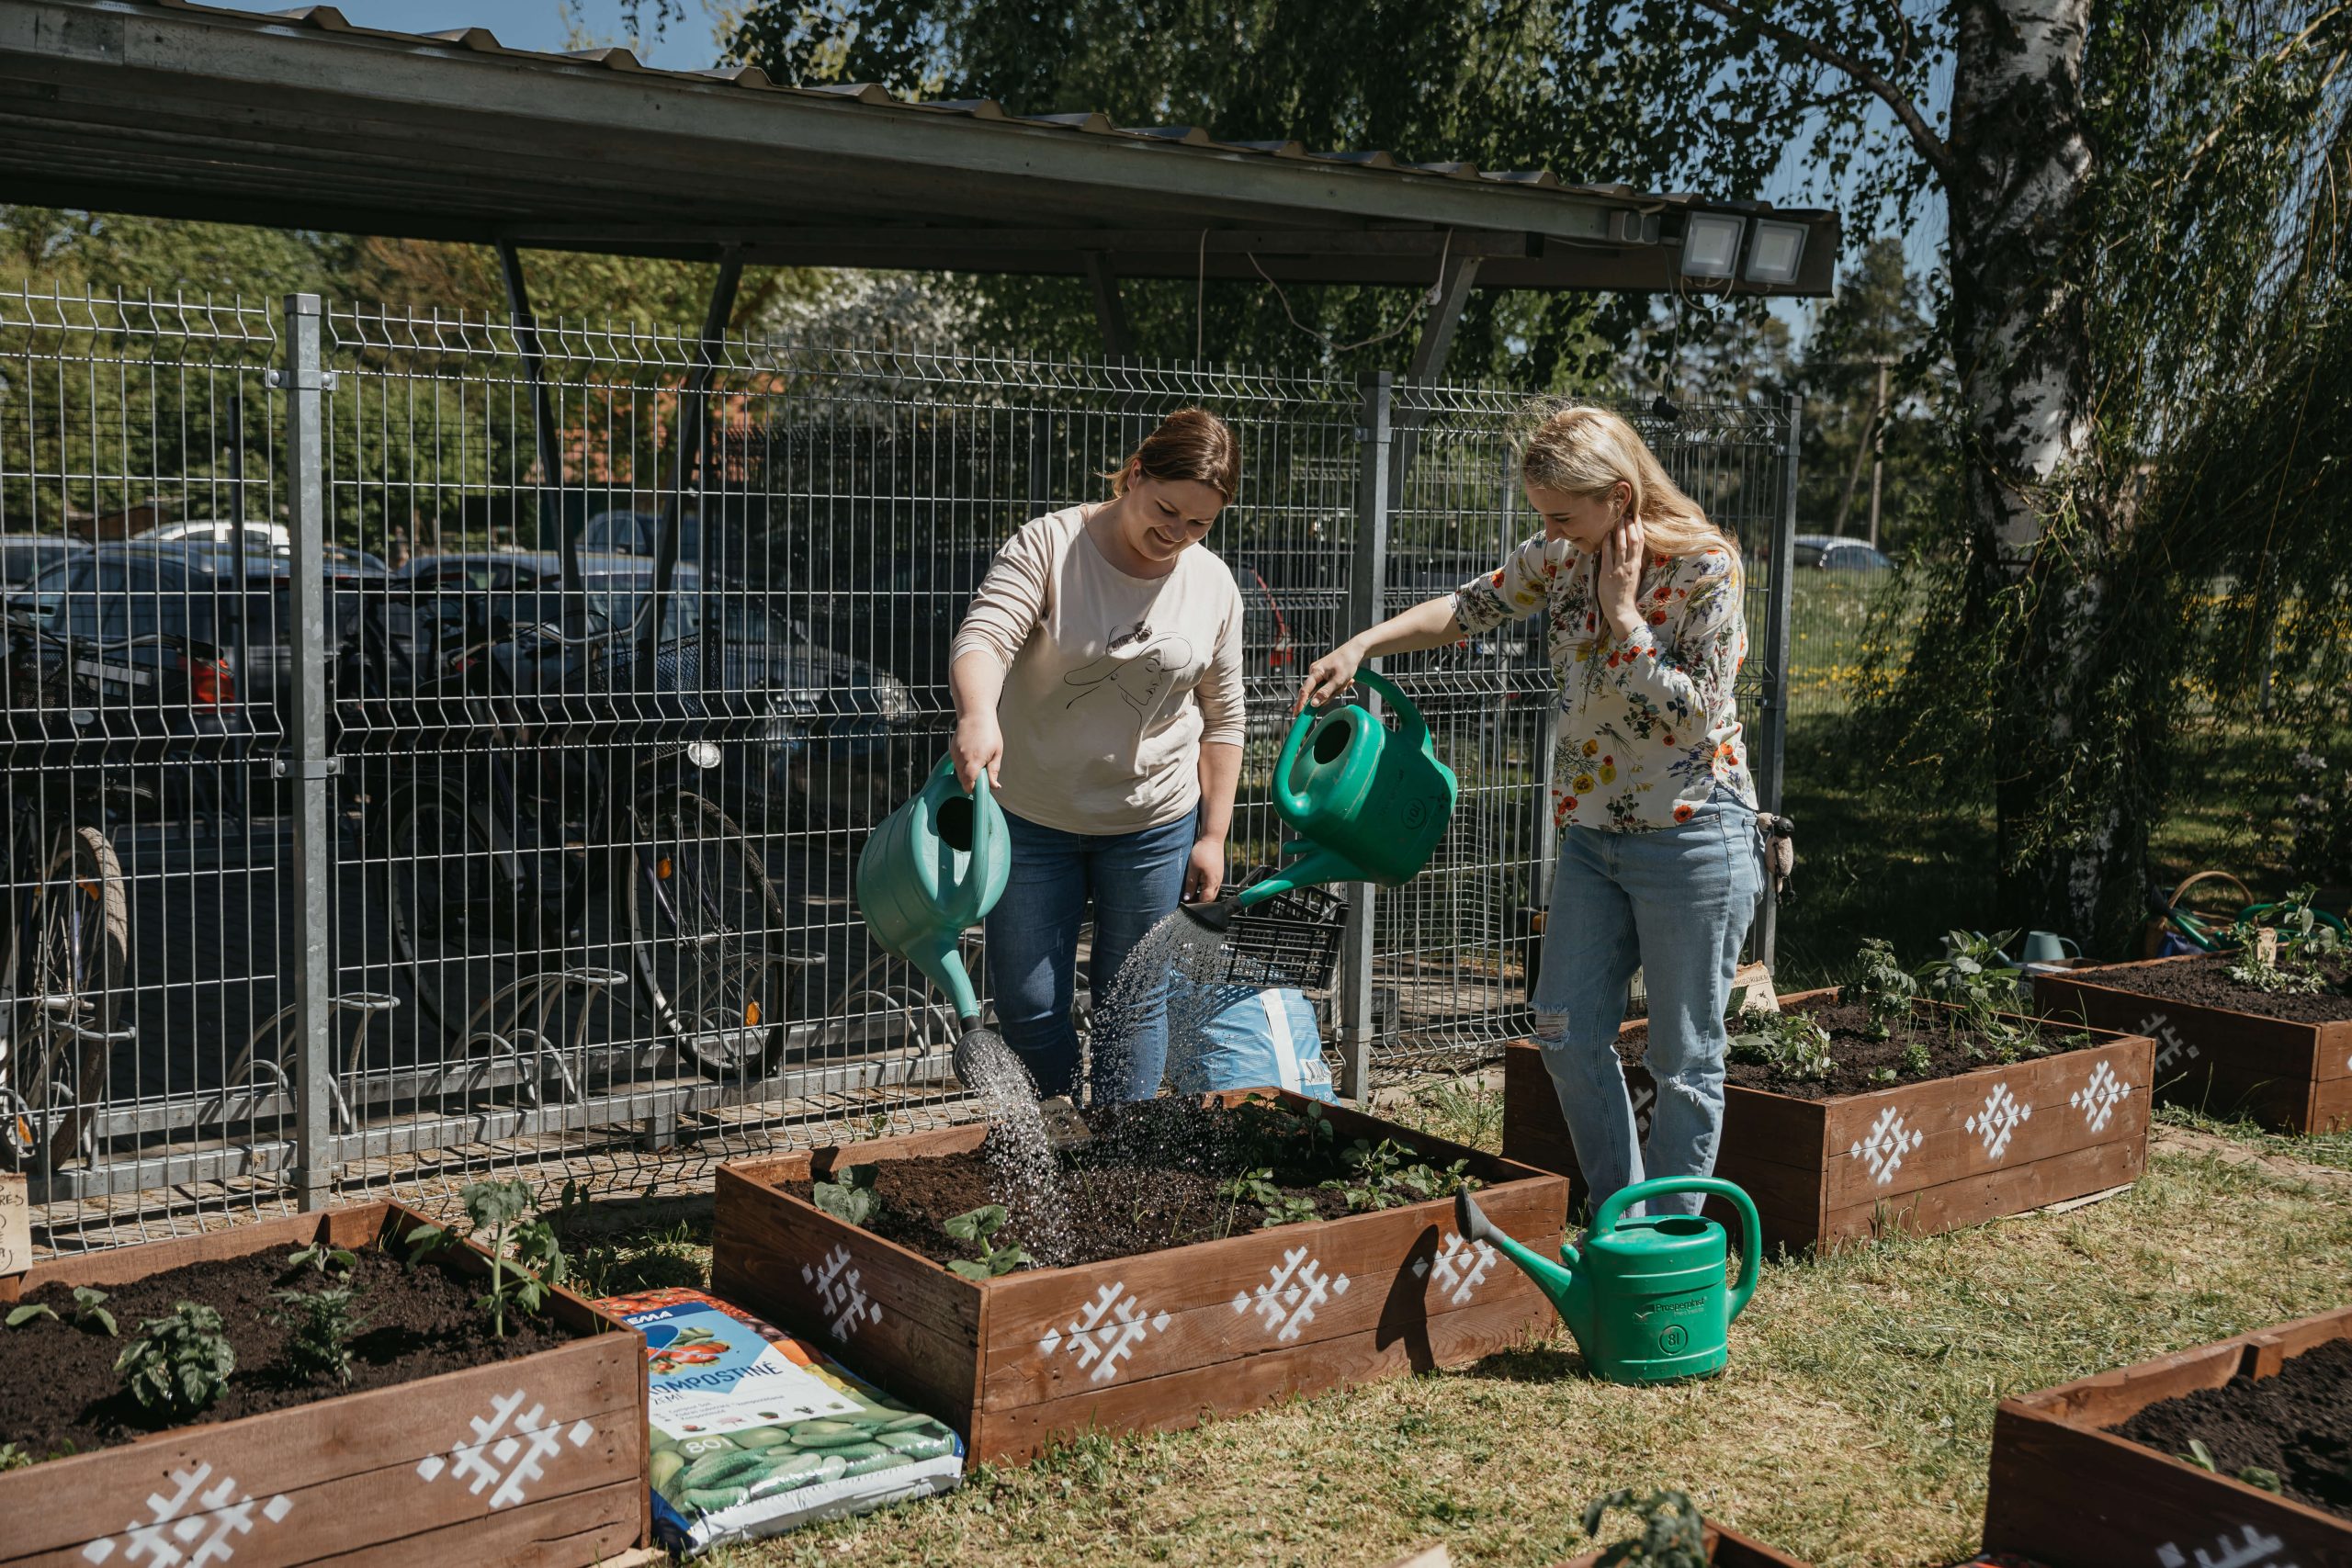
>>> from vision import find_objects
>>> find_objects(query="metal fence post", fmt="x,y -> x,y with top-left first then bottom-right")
1752,395 -> 1802,972
1337,372 -> 1393,1103
279,294 -> 336,1211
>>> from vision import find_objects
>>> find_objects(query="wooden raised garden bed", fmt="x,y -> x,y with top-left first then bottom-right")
2033,953 -> 2352,1134
711,1089 -> 1566,1463
1983,1303 -> 2352,1567
1502,988 -> 2155,1251
0,1202 -> 648,1568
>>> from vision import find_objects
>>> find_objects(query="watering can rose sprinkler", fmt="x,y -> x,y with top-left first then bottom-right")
1456,1177 -> 1761,1384
1179,669 -> 1461,933
854,754 -> 1013,1088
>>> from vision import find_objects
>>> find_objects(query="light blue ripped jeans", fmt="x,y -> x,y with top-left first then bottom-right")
1531,788 -> 1766,1218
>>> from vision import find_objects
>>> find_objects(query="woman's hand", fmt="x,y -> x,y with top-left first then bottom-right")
1294,637 -> 1366,715
1599,515 -> 1649,640
950,711 -> 1003,791
1182,835 -> 1227,906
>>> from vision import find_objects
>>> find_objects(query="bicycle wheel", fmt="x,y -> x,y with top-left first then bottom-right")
5,824 -> 128,1169
388,780 -> 512,1038
627,790 -> 786,1078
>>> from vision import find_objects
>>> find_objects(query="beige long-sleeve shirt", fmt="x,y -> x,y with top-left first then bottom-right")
951,504 -> 1245,835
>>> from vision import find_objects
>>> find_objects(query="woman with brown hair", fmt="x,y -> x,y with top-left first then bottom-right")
1296,402 -> 1766,1213
948,408 -> 1246,1103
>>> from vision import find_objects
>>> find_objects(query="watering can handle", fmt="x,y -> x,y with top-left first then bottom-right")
1352,668 -> 1431,751
1272,705 -> 1317,820
1589,1177 -> 1763,1322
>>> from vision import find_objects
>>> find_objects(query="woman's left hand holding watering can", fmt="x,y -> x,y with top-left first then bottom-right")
1294,597 -> 1463,714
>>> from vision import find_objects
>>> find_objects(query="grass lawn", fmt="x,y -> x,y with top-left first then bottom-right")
573,1092 -> 2352,1568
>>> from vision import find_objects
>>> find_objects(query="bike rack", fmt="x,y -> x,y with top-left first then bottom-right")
460,966 -> 629,1116
221,990 -> 401,1134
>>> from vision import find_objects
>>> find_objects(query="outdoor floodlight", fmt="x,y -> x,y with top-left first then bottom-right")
1679,212 -> 1745,279
1744,220 -> 1808,285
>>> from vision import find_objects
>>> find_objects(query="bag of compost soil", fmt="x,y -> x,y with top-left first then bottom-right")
595,1286 -> 963,1555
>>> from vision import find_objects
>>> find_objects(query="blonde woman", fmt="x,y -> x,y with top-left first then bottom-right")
1296,404 -> 1764,1214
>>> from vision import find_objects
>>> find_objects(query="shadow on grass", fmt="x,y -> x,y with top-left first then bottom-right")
1470,1339 -> 1586,1382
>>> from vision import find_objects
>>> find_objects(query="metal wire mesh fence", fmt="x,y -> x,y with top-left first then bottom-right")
1,287 -> 1793,1252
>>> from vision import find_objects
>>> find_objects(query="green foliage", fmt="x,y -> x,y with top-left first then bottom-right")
0,1444 -> 29,1472
1917,931 -> 2042,1062
1320,1138 -> 1483,1213
1868,1066 -> 1899,1087
811,1164 -> 882,1228
6,1285 -> 116,1337
403,1179 -> 572,1339
1579,1486 -> 1710,1567
1218,1168 -> 1321,1230
1727,1005 -> 1837,1084
1851,937 -> 1918,1040
116,1303 -> 236,1419
2224,886 -> 2346,995
940,1205 -> 1035,1280
1900,1041 -> 1933,1077
284,1242 -> 358,1278
267,1285 -> 369,1387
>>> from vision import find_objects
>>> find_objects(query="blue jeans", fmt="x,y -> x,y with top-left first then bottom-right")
1531,791 -> 1765,1218
984,807 -> 1197,1103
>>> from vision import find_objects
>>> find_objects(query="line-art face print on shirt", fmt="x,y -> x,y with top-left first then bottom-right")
1062,621 -> 1197,716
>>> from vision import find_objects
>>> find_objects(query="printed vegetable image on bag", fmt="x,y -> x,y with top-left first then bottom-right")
596,1286 -> 964,1556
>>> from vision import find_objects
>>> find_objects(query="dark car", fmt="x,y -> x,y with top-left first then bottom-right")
0,536 -> 84,595
1792,535 -> 1893,571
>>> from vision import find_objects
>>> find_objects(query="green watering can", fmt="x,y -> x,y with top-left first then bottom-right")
855,755 -> 1010,1059
1182,668 -> 1459,932
1455,1176 -> 1760,1384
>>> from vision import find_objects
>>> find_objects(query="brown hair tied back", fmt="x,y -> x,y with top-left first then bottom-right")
1104,407 -> 1241,501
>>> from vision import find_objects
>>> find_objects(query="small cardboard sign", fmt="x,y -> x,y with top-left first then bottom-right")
0,1172 -> 30,1278
2256,927 -> 2279,964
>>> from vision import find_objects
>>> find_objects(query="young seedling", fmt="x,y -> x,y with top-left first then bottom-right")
1900,1040 -> 1933,1077
1851,937 -> 1918,1040
1579,1486 -> 1710,1567
940,1204 -> 1035,1280
6,1285 -> 117,1337
283,1241 -> 358,1278
809,1164 -> 882,1228
1727,1006 -> 1838,1083
1917,931 -> 2044,1059
1219,1167 -> 1319,1230
116,1302 -> 236,1419
1321,1137 -> 1483,1212
1868,1066 -> 1899,1087
267,1284 -> 370,1386
403,1179 -> 572,1339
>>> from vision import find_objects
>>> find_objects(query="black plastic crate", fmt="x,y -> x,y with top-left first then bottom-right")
1204,880 -> 1347,992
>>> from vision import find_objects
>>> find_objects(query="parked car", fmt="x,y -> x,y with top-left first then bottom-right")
1792,535 -> 1893,571
0,536 -> 84,595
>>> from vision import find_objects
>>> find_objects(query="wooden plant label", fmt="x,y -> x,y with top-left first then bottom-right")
0,1173 -> 29,1278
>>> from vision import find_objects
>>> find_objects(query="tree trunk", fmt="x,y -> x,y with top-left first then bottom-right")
1944,0 -> 2133,943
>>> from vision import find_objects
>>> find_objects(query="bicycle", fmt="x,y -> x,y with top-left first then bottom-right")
342,589 -> 799,1080
0,614 -> 138,1171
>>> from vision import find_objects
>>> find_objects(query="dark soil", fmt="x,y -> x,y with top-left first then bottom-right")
787,1098 -> 1466,1271
0,1244 -> 576,1465
2076,952 -> 2352,1023
2107,1337 -> 2352,1521
1621,1000 -> 2109,1100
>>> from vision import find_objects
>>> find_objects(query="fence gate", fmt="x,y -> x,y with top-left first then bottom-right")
1,287 -> 1794,1252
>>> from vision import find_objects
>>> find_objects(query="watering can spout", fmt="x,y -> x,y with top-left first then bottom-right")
1455,1189 -> 1588,1331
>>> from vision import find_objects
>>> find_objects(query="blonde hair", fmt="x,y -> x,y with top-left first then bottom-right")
1103,407 -> 1241,501
1517,402 -> 1735,558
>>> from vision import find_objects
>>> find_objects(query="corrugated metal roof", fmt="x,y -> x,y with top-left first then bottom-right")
0,0 -> 1838,294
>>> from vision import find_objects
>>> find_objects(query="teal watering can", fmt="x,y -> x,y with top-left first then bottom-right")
1455,1176 -> 1759,1384
854,755 -> 1010,1058
1182,669 -> 1459,932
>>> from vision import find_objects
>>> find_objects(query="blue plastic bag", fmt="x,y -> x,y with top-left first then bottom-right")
1168,981 -> 1336,1102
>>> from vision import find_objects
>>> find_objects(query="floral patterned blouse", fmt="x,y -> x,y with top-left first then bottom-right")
1453,535 -> 1755,833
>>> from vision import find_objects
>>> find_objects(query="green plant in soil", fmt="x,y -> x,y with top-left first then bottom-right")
2225,887 -> 2343,995
1218,1167 -> 1320,1231
1900,1040 -> 1933,1077
940,1204 -> 1035,1280
115,1302 -> 236,1419
2178,1438 -> 2283,1492
1321,1137 -> 1483,1213
1916,930 -> 2042,1061
1579,1486 -> 1710,1566
809,1164 -> 882,1228
1727,998 -> 1838,1083
1851,936 -> 1918,1040
404,1179 -> 572,1339
267,1284 -> 370,1386
6,1285 -> 117,1337
283,1241 -> 357,1278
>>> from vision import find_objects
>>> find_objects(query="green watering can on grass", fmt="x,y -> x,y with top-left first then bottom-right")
1182,668 -> 1459,932
1456,1176 -> 1760,1385
854,755 -> 1009,1045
